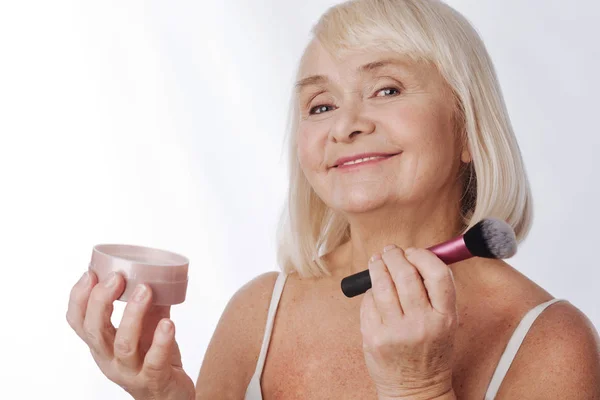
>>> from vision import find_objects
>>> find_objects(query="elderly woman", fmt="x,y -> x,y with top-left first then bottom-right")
66,0 -> 600,399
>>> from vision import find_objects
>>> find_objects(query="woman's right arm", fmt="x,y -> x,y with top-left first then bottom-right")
67,269 -> 279,400
66,271 -> 196,400
195,271 -> 279,399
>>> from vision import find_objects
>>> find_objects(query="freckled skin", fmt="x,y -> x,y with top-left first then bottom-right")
260,257 -> 562,399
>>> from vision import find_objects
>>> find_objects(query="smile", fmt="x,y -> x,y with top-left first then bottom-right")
334,153 -> 400,170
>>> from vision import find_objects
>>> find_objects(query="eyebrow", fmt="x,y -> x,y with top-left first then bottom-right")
294,59 -> 404,92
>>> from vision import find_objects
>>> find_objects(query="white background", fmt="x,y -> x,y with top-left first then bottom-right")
0,1 -> 598,398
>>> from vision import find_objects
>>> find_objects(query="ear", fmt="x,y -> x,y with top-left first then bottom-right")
460,146 -> 471,163
454,114 -> 471,164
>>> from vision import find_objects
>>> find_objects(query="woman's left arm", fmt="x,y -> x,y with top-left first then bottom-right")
494,301 -> 600,399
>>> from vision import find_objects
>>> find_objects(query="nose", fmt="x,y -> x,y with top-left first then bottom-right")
329,103 -> 375,143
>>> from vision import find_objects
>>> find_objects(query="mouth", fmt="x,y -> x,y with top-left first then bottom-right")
332,152 -> 401,170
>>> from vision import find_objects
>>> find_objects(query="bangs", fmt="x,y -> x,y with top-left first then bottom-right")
311,0 -> 437,64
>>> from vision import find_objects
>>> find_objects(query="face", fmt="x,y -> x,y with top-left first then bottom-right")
295,39 -> 470,214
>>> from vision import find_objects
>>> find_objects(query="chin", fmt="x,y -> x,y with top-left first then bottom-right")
332,188 -> 389,214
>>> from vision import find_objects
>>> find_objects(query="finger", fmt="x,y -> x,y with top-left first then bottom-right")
142,319 -> 176,378
381,245 -> 430,314
360,289 -> 383,333
82,272 -> 125,361
138,305 -> 172,352
404,248 -> 456,315
368,253 -> 403,323
66,270 -> 98,339
171,339 -> 183,368
113,283 -> 153,371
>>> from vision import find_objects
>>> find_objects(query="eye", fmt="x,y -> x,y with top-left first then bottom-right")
309,104 -> 335,115
307,86 -> 400,115
375,87 -> 401,97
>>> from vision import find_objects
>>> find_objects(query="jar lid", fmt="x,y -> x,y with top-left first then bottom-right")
89,244 -> 189,305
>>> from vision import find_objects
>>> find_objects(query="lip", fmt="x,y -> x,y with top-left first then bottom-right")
331,152 -> 401,169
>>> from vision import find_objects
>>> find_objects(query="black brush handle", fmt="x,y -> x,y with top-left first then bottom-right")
341,269 -> 371,298
340,237 -> 471,298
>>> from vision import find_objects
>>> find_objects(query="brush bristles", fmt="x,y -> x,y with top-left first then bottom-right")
480,218 -> 517,258
464,218 -> 517,259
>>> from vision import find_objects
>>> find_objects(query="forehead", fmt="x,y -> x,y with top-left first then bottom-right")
297,39 -> 431,84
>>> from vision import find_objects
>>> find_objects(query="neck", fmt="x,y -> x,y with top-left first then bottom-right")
339,192 -> 464,276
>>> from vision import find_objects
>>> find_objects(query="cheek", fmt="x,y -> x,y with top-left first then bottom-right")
381,102 -> 459,188
296,124 -> 327,173
296,131 -> 314,174
392,102 -> 456,158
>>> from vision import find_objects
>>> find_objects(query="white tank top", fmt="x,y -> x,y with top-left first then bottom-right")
244,272 -> 563,400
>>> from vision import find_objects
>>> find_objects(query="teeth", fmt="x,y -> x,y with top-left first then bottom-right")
342,156 -> 384,166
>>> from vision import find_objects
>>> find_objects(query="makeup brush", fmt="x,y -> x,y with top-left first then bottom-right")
341,217 -> 517,298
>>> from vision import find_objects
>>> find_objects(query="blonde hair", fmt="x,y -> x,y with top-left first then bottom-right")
276,0 -> 533,278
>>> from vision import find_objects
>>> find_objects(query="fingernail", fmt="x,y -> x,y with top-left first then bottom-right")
160,320 -> 172,334
79,271 -> 89,285
383,244 -> 396,253
370,253 -> 382,263
104,272 -> 118,288
405,247 -> 416,256
133,284 -> 148,302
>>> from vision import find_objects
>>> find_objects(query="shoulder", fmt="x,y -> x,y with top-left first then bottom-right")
214,270 -> 282,349
497,299 -> 600,398
231,271 -> 282,309
454,259 -> 599,397
221,271 -> 282,335
452,258 -> 553,318
195,271 -> 282,399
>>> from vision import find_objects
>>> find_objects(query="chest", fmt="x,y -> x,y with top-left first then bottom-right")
261,314 -> 377,399
259,300 -> 510,399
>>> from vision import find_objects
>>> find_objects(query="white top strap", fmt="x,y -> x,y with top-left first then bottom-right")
484,298 -> 563,399
252,272 -> 288,377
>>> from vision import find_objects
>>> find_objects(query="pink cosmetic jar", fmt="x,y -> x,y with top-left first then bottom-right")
88,244 -> 189,306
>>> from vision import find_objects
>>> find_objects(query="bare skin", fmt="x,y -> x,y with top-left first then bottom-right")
259,250 -> 555,399
196,246 -> 600,399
